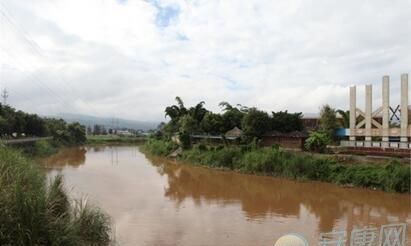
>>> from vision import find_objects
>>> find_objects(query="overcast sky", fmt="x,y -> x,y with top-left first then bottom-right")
0,0 -> 410,122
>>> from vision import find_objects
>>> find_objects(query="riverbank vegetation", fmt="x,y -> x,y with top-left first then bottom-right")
143,139 -> 410,193
158,97 -> 342,150
86,134 -> 146,145
1,103 -> 87,156
1,104 -> 86,144
146,97 -> 410,193
0,147 -> 113,245
160,97 -> 304,142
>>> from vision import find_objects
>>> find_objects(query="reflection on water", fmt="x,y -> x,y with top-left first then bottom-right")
41,146 -> 411,246
149,155 -> 410,232
41,147 -> 86,169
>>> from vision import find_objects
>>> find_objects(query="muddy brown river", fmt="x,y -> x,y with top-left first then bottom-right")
41,145 -> 411,246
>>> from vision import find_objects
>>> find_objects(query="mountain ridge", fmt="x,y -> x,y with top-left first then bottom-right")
48,113 -> 159,131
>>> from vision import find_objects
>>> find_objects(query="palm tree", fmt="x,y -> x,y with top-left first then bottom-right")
189,101 -> 207,122
337,109 -> 350,128
165,96 -> 188,121
219,101 -> 233,112
175,96 -> 187,115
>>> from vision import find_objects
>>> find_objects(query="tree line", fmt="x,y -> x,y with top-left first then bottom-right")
0,103 -> 86,145
158,97 -> 345,152
160,97 -> 304,140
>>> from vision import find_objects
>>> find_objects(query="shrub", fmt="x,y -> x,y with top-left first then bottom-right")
33,140 -> 57,156
197,143 -> 207,151
143,139 -> 177,156
179,132 -> 191,149
0,147 -> 113,245
382,163 -> 410,193
304,131 -> 330,153
240,149 -> 277,173
271,144 -> 280,150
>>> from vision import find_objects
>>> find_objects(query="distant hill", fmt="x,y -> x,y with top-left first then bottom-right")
49,113 -> 158,131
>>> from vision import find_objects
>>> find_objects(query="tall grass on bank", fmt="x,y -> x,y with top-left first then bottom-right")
0,147 -> 113,245
143,138 -> 178,156
143,140 -> 410,193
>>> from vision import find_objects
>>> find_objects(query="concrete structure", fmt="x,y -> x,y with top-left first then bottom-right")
349,86 -> 356,142
342,73 -> 410,150
365,84 -> 372,145
382,76 -> 389,145
400,74 -> 408,145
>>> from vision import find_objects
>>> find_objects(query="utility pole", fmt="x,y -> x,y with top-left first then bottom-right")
1,88 -> 8,105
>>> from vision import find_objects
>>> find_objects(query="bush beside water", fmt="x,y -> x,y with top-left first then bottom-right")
0,147 -> 113,245
144,139 -> 178,156
143,139 -> 410,193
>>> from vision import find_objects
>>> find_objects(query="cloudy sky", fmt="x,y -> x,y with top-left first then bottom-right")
0,0 -> 410,122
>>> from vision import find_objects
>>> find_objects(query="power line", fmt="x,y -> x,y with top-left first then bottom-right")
0,3 -> 99,115
1,48 -> 75,111
1,88 -> 8,105
0,7 -> 74,110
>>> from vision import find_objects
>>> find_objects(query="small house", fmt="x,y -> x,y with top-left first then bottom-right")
225,127 -> 243,140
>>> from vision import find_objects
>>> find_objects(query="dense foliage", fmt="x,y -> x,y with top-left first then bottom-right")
241,108 -> 271,139
319,104 -> 338,139
304,132 -> 330,153
144,138 -> 179,156
143,140 -> 410,193
0,147 -> 113,245
336,109 -> 349,128
0,104 -> 86,145
161,97 -> 304,143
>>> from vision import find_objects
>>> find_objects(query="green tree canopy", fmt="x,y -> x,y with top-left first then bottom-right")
241,108 -> 271,139
201,112 -> 224,135
319,104 -> 338,139
336,109 -> 349,128
219,102 -> 246,133
178,114 -> 199,134
271,111 -> 303,132
0,103 -> 86,144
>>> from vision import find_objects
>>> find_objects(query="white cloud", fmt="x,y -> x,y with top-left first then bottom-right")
0,0 -> 410,121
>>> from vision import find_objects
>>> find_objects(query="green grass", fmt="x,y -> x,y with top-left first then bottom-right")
142,138 -> 178,156
0,147 -> 114,245
86,135 -> 146,144
8,140 -> 60,158
143,140 -> 410,193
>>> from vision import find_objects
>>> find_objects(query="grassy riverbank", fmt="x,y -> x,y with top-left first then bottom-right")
0,147 -> 113,245
14,139 -> 60,157
86,135 -> 146,145
9,139 -> 81,158
143,139 -> 410,193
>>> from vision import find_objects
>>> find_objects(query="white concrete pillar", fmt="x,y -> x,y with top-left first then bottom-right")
400,73 -> 408,143
382,76 -> 390,143
349,86 -> 356,141
365,84 -> 372,143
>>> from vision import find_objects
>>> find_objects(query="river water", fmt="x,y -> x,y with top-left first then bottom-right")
41,145 -> 411,246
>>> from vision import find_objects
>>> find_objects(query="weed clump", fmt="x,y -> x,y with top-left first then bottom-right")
0,147 -> 113,245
